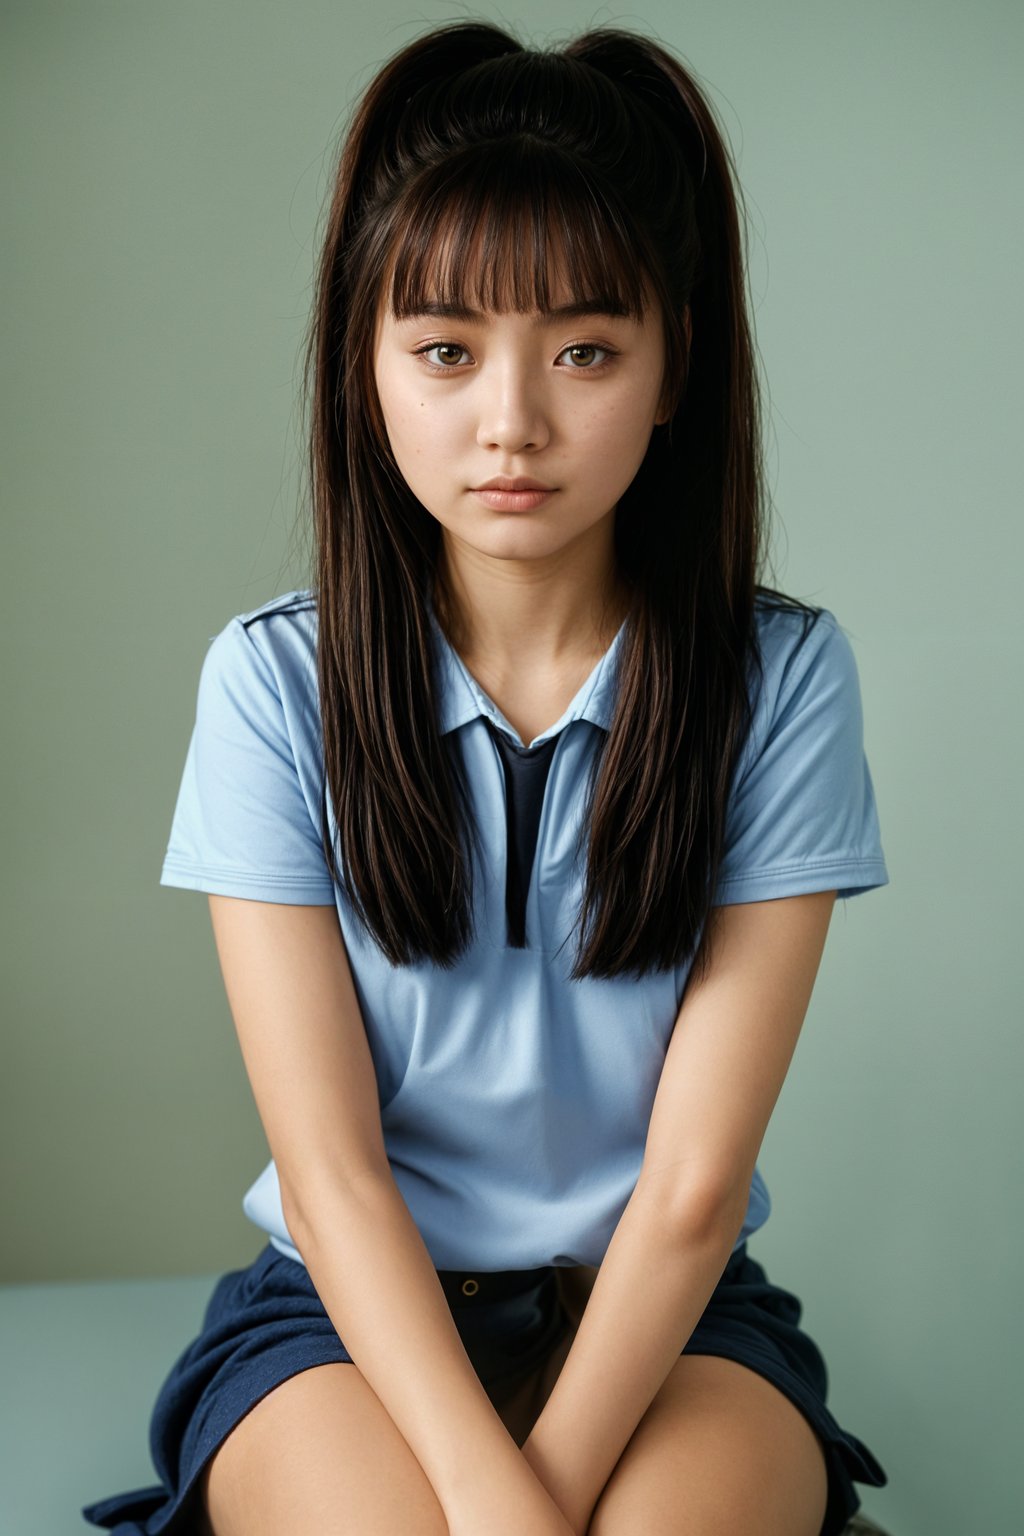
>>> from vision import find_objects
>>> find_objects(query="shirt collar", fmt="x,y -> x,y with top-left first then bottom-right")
427,598 -> 626,747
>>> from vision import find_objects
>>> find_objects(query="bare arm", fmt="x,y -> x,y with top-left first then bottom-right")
520,890 -> 837,1534
207,895 -> 572,1529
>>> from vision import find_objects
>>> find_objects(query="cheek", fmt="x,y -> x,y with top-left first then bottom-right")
577,395 -> 654,470
391,380 -> 449,438
381,391 -> 460,503
379,382 -> 435,458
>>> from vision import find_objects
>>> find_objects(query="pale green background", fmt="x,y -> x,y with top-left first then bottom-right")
3,3 -> 1020,1533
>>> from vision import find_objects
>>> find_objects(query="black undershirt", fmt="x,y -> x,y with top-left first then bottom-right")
483,718 -> 563,949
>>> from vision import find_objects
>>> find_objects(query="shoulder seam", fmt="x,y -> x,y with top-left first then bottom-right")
238,590 -> 315,629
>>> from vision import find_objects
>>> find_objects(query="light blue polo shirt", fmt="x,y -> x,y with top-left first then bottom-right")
160,588 -> 889,1271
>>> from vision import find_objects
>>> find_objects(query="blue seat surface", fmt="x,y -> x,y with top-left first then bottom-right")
0,1271 -> 221,1533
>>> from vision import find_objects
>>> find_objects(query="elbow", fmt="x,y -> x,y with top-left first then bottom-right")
636,1164 -> 750,1247
280,1179 -> 315,1241
279,1177 -> 315,1243
280,1162 -> 394,1240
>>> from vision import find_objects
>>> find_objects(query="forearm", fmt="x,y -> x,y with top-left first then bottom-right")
521,1179 -> 743,1532
286,1170 -> 528,1512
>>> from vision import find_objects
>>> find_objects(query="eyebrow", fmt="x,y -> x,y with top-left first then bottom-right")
396,299 -> 633,325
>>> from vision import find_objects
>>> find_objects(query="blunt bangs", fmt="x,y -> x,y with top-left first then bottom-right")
380,139 -> 656,324
308,20 -> 792,979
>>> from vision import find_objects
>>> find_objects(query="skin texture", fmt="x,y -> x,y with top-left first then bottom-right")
370,280 -> 683,701
515,891 -> 837,1536
199,1264 -> 828,1536
197,284 -> 831,1533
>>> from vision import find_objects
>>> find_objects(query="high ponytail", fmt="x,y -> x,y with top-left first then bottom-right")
303,20 -> 822,980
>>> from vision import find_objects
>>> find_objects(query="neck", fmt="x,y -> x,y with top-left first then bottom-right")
431,561 -> 633,673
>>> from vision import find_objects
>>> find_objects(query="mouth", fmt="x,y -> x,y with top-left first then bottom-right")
470,486 -> 557,511
472,476 -> 555,492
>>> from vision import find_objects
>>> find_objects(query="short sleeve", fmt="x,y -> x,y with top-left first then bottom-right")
712,609 -> 889,904
159,616 -> 338,903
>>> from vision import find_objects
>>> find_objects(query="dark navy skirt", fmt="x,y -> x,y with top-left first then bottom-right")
81,1240 -> 887,1536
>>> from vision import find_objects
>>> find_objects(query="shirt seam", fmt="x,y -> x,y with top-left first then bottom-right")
716,854 -> 887,885
161,857 -> 336,892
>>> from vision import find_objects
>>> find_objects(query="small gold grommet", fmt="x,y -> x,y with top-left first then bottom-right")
461,1277 -> 479,1297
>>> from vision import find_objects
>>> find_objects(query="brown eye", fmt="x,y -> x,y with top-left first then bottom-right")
559,342 -> 616,371
414,342 -> 470,371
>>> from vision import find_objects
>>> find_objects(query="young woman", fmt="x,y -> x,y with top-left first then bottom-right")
83,19 -> 891,1536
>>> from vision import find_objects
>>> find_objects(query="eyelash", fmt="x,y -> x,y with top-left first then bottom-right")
411,340 -> 619,375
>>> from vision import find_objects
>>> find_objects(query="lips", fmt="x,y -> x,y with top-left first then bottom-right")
473,476 -> 555,492
471,483 -> 556,511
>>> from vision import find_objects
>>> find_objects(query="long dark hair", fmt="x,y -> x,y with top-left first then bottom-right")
303,19 -> 821,982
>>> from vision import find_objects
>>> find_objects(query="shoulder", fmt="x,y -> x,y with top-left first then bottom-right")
193,588 -> 320,739
751,591 -> 840,664
715,596 -> 887,901
750,594 -> 856,710
202,587 -> 318,685
737,595 -> 865,776
234,587 -> 318,659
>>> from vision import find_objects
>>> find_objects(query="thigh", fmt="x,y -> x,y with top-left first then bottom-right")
198,1361 -> 449,1536
587,1353 -> 829,1536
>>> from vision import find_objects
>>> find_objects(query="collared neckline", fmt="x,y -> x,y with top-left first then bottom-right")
427,597 -> 628,749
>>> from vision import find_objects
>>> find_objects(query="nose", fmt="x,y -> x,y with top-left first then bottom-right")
475,361 -> 551,454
